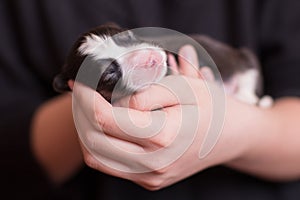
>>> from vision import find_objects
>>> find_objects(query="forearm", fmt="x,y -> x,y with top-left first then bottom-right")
31,94 -> 84,184
227,97 -> 300,181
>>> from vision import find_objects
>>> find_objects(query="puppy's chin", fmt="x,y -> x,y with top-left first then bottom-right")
118,48 -> 168,91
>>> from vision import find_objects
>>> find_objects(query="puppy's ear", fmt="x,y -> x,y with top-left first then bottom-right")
102,22 -> 122,29
53,71 -> 71,93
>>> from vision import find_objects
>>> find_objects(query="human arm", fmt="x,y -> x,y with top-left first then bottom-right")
227,97 -> 300,181
31,93 -> 84,184
73,46 -> 300,191
128,47 -> 300,182
127,47 -> 300,182
123,83 -> 300,183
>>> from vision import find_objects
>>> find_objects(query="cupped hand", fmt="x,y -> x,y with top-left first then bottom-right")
72,45 -> 250,190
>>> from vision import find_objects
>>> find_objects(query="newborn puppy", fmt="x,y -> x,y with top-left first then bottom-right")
53,23 -> 272,107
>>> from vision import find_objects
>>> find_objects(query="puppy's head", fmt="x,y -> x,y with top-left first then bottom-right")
53,23 -> 167,102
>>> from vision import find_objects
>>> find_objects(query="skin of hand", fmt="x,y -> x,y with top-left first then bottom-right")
70,54 -> 218,190
33,44 -> 300,189
29,45 -> 212,185
71,44 -> 295,191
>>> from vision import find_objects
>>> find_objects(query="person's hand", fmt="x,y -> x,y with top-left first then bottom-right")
72,45 -> 259,190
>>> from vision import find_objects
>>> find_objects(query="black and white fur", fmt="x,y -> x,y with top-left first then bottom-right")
53,23 -> 272,107
54,23 -> 167,102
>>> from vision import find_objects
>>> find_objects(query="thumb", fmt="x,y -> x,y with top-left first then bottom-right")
114,76 -> 203,111
178,45 -> 201,78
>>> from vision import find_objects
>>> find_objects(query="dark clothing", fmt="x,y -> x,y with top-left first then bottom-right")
1,0 -> 300,199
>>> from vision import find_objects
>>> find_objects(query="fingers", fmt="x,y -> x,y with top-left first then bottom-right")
72,82 -> 111,128
178,45 -> 200,78
115,76 -> 203,111
168,45 -> 216,82
72,81 -> 169,145
114,83 -> 179,110
199,66 -> 215,81
81,103 -> 202,175
80,138 -> 147,176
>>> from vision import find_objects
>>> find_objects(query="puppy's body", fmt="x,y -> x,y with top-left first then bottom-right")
53,23 -> 272,106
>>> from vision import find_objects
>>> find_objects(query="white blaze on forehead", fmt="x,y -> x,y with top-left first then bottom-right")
78,34 -> 108,55
78,33 -> 166,61
78,32 -> 168,93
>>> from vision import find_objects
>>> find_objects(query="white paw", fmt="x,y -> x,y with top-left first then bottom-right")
258,95 -> 274,108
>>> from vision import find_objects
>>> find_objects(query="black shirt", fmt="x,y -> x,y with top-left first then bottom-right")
1,0 -> 300,199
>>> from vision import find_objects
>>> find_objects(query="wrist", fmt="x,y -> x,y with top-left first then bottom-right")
200,96 -> 264,167
224,98 -> 279,173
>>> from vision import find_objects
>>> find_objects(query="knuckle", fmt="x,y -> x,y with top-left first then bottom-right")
148,133 -> 173,149
153,167 -> 168,175
139,177 -> 164,191
135,155 -> 168,175
129,93 -> 145,110
94,109 -> 104,126
83,153 -> 97,169
129,94 -> 138,108
129,87 -> 153,110
95,109 -> 111,132
85,133 -> 96,147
